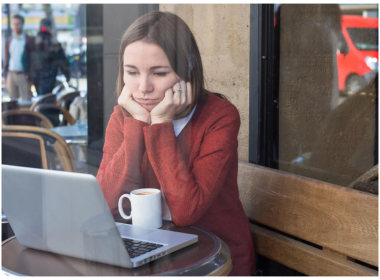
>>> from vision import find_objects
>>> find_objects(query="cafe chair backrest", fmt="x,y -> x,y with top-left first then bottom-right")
33,104 -> 76,127
2,131 -> 48,169
2,110 -> 53,129
2,125 -> 76,172
2,100 -> 18,112
56,91 -> 80,111
30,93 -> 57,111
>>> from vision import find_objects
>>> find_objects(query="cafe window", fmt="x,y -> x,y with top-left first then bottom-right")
2,3 -> 88,171
257,4 -> 378,186
2,4 -> 254,276
1,4 -> 378,276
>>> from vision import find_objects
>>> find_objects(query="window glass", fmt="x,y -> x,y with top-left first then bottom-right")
1,4 -> 256,276
275,4 -> 378,186
2,3 -> 87,170
347,28 -> 378,51
2,3 -> 377,276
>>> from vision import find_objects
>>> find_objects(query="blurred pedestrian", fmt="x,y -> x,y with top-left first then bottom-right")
3,14 -> 33,101
23,18 -> 70,96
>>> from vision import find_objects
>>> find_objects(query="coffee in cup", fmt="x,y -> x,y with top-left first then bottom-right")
136,191 -> 157,195
118,188 -> 162,229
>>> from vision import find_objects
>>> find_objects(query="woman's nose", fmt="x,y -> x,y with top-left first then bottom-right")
139,76 -> 153,94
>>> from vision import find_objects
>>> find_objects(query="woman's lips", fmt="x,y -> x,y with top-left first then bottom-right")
135,98 -> 158,105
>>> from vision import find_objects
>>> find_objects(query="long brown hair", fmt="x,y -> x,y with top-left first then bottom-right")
117,11 -> 206,118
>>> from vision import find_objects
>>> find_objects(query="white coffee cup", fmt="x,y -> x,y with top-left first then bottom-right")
118,188 -> 162,229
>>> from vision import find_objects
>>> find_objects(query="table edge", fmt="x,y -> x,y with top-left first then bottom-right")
155,226 -> 227,276
206,240 -> 233,276
2,228 -> 232,276
2,236 -> 27,276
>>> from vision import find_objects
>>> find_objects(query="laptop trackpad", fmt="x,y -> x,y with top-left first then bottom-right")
116,223 -> 157,240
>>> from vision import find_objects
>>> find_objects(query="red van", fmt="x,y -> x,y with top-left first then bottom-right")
337,15 -> 378,94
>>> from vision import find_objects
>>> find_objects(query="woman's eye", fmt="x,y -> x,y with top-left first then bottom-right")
127,71 -> 138,76
154,72 -> 168,77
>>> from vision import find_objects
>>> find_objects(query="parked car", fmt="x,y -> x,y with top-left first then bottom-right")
337,15 -> 378,95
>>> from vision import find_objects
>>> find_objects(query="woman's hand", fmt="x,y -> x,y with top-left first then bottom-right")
118,85 -> 151,124
150,81 -> 192,124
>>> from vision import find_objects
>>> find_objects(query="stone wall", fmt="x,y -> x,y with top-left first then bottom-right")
160,4 -> 251,162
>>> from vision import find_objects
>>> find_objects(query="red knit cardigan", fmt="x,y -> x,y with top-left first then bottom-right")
96,93 -> 255,276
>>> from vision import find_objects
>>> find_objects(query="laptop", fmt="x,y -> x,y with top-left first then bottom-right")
2,165 -> 198,268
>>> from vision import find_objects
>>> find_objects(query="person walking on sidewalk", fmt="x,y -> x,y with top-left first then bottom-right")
23,18 -> 70,96
3,14 -> 33,101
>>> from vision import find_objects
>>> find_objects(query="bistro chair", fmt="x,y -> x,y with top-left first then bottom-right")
30,93 -> 57,111
33,104 -> 76,127
2,125 -> 76,172
2,100 -> 18,112
2,110 -> 53,128
56,91 -> 80,111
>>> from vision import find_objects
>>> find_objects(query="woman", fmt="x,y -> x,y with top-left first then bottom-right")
97,11 -> 255,276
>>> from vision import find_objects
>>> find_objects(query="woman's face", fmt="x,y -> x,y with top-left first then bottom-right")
123,40 -> 179,112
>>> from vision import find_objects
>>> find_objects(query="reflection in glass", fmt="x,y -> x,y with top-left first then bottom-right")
347,28 -> 378,51
276,4 -> 378,186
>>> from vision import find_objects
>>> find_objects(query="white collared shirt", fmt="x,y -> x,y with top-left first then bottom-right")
172,104 -> 197,136
160,104 -> 197,220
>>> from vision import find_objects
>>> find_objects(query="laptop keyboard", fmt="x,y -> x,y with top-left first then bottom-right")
122,238 -> 163,259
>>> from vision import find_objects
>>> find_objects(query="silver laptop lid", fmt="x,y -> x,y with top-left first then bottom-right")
2,165 -> 133,268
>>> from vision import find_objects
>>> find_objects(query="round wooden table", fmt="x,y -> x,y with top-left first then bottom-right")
2,220 -> 233,276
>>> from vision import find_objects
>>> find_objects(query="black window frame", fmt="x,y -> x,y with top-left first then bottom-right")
249,4 -> 278,169
86,4 -> 159,168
